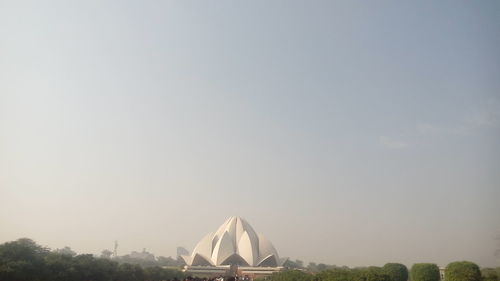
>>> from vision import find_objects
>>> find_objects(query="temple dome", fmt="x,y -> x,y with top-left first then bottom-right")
182,216 -> 286,267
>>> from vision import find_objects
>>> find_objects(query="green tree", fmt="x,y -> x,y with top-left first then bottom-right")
383,263 -> 409,281
144,266 -> 185,281
259,270 -> 313,281
445,261 -> 481,281
0,238 -> 49,281
316,267 -> 354,281
115,263 -> 145,281
0,238 -> 194,281
410,264 -> 440,281
284,260 -> 301,269
318,264 -> 329,272
101,249 -> 113,259
44,252 -> 78,281
359,266 -> 391,281
54,246 -> 76,257
72,254 -> 117,281
481,268 -> 498,281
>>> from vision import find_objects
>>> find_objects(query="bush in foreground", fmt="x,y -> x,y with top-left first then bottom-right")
445,261 -> 481,281
383,263 -> 408,281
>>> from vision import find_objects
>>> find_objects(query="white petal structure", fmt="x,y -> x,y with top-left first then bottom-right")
182,216 -> 286,267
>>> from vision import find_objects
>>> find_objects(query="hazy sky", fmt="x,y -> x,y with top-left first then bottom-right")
1,0 -> 499,268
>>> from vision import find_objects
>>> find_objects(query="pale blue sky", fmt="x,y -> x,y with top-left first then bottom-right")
1,0 -> 499,267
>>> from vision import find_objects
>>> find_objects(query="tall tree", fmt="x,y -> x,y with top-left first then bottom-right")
0,238 -> 49,281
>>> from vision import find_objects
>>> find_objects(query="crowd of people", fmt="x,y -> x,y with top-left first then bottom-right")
182,275 -> 253,281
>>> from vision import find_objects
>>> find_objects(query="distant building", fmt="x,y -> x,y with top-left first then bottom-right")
181,216 -> 287,277
130,248 -> 155,261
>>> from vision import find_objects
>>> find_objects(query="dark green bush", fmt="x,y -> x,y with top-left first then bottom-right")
383,263 -> 409,281
445,261 -> 481,281
410,263 -> 440,281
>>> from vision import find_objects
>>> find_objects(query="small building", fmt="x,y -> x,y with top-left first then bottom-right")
439,267 -> 445,281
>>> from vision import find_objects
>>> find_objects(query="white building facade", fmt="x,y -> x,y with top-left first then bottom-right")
181,216 -> 287,277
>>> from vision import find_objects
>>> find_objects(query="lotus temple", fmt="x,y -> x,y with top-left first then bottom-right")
181,216 -> 287,277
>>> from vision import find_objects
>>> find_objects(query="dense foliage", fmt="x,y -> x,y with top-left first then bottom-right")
114,254 -> 183,268
266,265 -> 500,281
2,238 -> 500,281
361,266 -> 391,281
316,267 -> 354,281
0,238 -> 185,281
383,263 -> 408,281
309,266 -> 391,281
410,264 -> 440,281
263,270 -> 314,281
283,260 -> 304,269
481,268 -> 499,281
445,262 -> 481,281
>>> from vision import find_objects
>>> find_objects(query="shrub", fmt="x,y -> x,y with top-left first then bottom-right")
261,270 -> 314,281
481,268 -> 498,281
410,263 -> 440,281
445,261 -> 481,281
384,263 -> 409,281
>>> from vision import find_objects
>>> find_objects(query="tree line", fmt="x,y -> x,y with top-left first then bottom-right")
0,238 -> 185,281
1,238 -> 499,281
266,262 -> 499,281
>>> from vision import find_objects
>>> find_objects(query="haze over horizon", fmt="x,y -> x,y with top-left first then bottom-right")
1,0 -> 499,268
